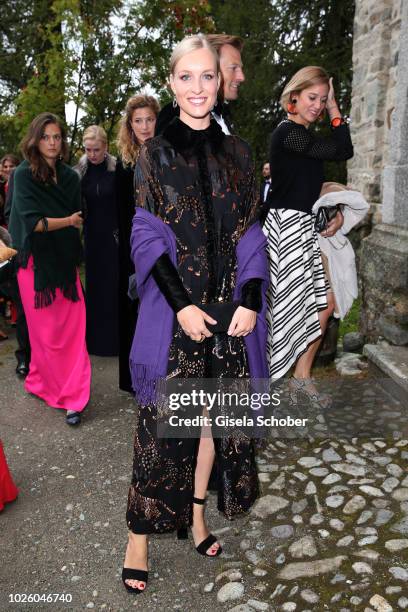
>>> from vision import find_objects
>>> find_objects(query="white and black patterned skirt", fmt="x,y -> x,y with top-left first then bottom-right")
263,208 -> 328,379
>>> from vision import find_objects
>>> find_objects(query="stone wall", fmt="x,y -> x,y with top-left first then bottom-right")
348,0 -> 401,222
354,0 -> 408,344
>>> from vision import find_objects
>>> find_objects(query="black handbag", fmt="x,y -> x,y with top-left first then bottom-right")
198,301 -> 239,333
314,205 -> 342,233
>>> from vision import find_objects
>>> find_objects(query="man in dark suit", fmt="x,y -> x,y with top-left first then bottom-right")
260,162 -> 271,204
155,34 -> 245,136
4,168 -> 31,378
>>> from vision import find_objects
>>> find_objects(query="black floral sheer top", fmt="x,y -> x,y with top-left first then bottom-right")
134,117 -> 260,307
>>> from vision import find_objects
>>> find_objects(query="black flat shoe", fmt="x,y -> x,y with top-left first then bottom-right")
177,497 -> 222,558
16,362 -> 29,378
122,568 -> 148,594
66,411 -> 81,426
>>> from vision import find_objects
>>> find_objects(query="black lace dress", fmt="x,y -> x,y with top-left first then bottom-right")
126,118 -> 261,534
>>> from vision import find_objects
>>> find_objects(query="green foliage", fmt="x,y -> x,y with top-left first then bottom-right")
0,0 -> 354,170
0,115 -> 20,155
0,0 -> 214,158
71,0 -> 214,156
0,1 -> 54,107
0,0 -> 68,151
339,297 -> 361,339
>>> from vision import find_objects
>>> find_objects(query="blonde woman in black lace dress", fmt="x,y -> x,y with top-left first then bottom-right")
122,34 -> 268,595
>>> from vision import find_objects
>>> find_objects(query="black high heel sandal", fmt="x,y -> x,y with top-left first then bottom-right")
177,496 -> 222,558
176,526 -> 188,540
121,568 -> 148,595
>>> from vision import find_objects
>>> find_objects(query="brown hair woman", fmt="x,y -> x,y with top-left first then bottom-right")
8,112 -> 91,426
115,94 -> 160,392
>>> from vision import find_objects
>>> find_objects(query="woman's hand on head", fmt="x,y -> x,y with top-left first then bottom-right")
326,77 -> 341,119
321,210 -> 344,238
228,306 -> 256,337
70,211 -> 83,228
327,77 -> 336,107
176,305 -> 216,342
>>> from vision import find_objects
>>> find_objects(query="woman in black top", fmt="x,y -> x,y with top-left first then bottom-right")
263,66 -> 353,398
116,95 -> 160,392
75,125 -> 119,356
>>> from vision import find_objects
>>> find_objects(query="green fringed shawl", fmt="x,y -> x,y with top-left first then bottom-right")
9,160 -> 83,308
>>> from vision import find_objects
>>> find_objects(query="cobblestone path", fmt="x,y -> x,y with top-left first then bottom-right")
1,332 -> 407,611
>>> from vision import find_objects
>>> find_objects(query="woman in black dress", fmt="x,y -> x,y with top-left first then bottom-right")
122,35 -> 268,594
1,154 -> 19,228
75,125 -> 119,356
116,95 -> 160,391
263,66 -> 353,401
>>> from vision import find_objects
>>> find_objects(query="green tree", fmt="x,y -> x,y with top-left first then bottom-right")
0,0 -> 67,152
67,0 -> 214,156
0,0 -> 214,157
0,1 -> 57,109
1,0 -> 354,173
14,0 -> 67,131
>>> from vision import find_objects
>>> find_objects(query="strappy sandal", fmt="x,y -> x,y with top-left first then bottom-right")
121,568 -> 148,594
288,376 -> 332,410
177,496 -> 222,558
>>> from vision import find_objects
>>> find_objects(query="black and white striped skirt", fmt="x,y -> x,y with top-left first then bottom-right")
263,208 -> 328,379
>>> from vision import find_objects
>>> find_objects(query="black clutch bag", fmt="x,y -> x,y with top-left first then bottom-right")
314,205 -> 342,233
198,301 -> 239,333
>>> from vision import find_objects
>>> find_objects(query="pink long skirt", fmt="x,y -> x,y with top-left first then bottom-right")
17,258 -> 91,412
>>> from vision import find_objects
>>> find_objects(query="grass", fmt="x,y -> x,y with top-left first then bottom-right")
338,297 -> 361,340
79,263 -> 85,288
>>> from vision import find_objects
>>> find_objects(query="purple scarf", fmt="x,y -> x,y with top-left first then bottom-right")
234,221 -> 269,380
130,207 -> 269,403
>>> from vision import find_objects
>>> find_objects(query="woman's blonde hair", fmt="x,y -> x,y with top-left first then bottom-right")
169,34 -> 219,75
280,66 -> 329,112
82,125 -> 107,146
116,95 -> 160,166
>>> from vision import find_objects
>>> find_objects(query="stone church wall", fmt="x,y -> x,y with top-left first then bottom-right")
348,0 -> 401,223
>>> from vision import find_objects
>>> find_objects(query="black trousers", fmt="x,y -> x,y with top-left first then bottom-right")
5,270 -> 31,364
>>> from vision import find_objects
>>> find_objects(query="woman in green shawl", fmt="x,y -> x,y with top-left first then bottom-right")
8,113 -> 91,426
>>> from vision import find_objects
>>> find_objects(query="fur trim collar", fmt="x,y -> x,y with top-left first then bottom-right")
74,153 -> 116,179
162,117 -> 225,154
